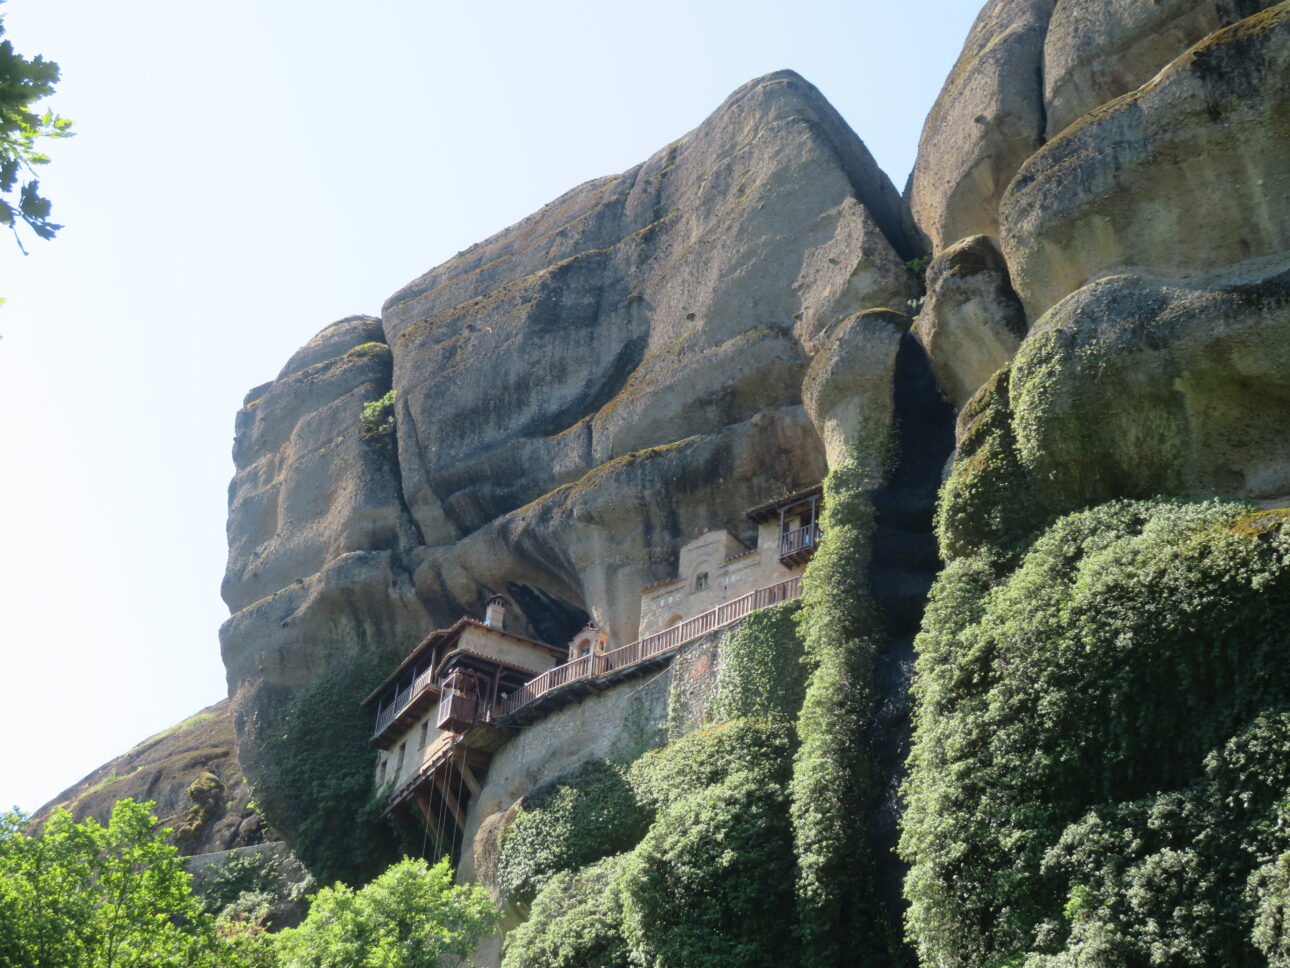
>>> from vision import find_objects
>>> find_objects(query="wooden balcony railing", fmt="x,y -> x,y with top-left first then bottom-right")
436,690 -> 481,731
373,665 -> 437,738
779,524 -> 820,562
494,575 -> 802,721
493,654 -> 594,721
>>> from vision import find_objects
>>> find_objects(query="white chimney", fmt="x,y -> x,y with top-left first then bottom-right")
484,595 -> 506,629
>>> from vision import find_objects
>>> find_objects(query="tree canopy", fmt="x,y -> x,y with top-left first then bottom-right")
272,856 -> 498,968
0,800 -> 259,968
0,799 -> 498,968
0,2 -> 71,252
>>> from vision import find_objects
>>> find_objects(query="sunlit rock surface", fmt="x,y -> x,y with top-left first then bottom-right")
220,70 -> 917,819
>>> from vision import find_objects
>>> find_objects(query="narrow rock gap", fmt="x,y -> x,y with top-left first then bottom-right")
866,329 -> 956,931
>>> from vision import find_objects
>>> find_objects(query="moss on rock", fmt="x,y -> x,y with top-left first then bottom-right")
494,760 -> 648,906
903,498 -> 1290,967
936,366 -> 1045,561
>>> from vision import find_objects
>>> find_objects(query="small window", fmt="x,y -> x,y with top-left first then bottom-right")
378,758 -> 387,786
694,572 -> 709,591
396,742 -> 406,774
418,722 -> 429,749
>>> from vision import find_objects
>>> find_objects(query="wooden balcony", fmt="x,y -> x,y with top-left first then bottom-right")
436,690 -> 481,733
493,575 -> 803,723
778,524 -> 820,566
372,666 -> 439,747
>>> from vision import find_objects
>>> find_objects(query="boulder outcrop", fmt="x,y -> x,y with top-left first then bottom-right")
219,69 -> 922,864
36,700 -> 268,857
906,0 -> 1057,253
1003,3 -> 1290,322
1042,0 -> 1281,138
1011,260 -> 1290,509
912,235 -> 1025,408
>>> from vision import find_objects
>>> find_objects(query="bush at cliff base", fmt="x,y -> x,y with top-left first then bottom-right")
494,760 -> 648,905
901,499 -> 1290,968
499,720 -> 796,968
272,856 -> 497,968
500,854 -> 633,968
620,722 -> 796,968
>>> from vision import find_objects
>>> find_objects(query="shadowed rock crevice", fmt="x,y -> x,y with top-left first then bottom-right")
502,583 -> 590,649
866,332 -> 955,929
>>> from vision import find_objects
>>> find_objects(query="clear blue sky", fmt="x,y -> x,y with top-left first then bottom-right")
0,0 -> 980,812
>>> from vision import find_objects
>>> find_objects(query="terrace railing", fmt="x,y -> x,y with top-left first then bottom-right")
494,575 -> 802,721
373,665 -> 437,738
778,524 -> 820,562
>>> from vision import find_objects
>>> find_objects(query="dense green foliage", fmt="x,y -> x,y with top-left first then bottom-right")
902,499 -> 1290,967
196,848 -> 315,931
0,800 -> 260,968
711,600 -> 805,724
791,449 -> 897,966
934,366 -> 1043,561
499,721 -> 797,968
272,857 -> 498,968
495,760 -> 648,905
250,654 -> 417,886
628,718 -> 788,811
621,724 -> 797,968
1026,710 -> 1290,968
360,389 -> 397,438
0,6 -> 71,251
501,854 -> 634,968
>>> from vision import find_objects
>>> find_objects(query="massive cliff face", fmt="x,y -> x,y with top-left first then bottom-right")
220,69 -> 923,880
214,2 -> 1290,963
899,4 -> 1290,966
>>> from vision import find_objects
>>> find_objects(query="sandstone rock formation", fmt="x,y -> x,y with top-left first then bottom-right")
218,71 -> 930,889
36,699 -> 268,857
906,0 -> 1057,254
1003,4 -> 1290,322
1010,261 -> 1290,510
1042,0 -> 1280,138
911,235 -> 1025,408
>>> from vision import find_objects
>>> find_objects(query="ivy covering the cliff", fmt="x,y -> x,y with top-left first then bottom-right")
790,445 -> 898,967
249,653 -> 418,887
494,760 -> 648,906
711,600 -> 805,724
501,854 -> 634,968
934,366 -> 1043,561
498,721 -> 796,968
620,736 -> 796,968
902,499 -> 1290,967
